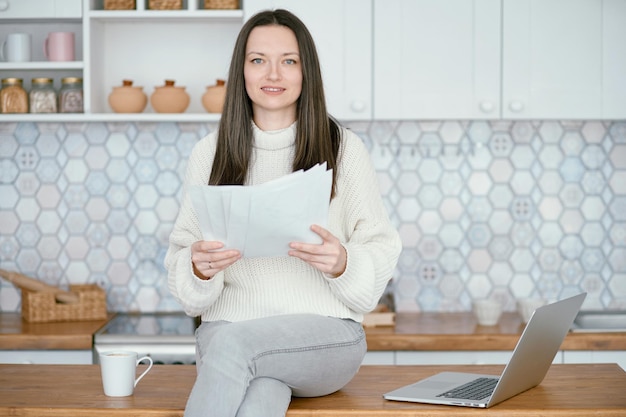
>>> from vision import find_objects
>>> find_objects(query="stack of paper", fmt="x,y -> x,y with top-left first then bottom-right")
189,163 -> 333,258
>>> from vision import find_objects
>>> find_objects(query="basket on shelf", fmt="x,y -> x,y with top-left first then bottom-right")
204,0 -> 239,9
104,0 -> 136,10
149,0 -> 183,9
21,284 -> 108,323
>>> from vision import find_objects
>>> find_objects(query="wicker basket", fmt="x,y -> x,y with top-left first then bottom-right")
104,0 -> 136,10
149,0 -> 182,9
204,0 -> 239,9
21,284 -> 108,323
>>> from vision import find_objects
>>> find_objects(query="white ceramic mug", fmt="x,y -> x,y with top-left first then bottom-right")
1,33 -> 31,62
44,31 -> 75,61
516,298 -> 545,323
99,350 -> 153,397
472,299 -> 502,326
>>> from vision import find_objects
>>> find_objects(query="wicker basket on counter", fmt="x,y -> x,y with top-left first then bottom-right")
104,0 -> 136,10
204,0 -> 239,9
149,0 -> 182,9
21,284 -> 107,323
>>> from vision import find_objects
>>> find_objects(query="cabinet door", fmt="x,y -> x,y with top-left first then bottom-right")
374,0 -> 501,120
244,0 -> 372,120
502,0 -> 603,119
0,0 -> 81,19
563,351 -> 626,372
603,0 -> 626,118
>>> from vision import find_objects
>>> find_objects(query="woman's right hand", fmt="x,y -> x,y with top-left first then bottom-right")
191,241 -> 241,280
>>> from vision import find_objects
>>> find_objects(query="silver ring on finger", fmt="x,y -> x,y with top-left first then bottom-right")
208,261 -> 212,269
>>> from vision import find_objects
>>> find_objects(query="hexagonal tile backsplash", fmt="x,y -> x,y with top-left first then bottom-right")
1,120 -> 625,313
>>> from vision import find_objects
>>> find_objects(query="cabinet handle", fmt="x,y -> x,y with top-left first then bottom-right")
350,100 -> 367,113
508,100 -> 524,113
479,101 -> 494,113
0,1 -> 9,11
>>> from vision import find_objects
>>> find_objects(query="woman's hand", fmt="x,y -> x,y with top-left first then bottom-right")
191,241 -> 241,280
288,225 -> 347,278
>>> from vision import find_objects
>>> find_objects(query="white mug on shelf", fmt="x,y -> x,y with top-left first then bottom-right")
0,33 -> 31,62
99,350 -> 153,397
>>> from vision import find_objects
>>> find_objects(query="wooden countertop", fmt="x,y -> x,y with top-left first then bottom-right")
1,312 -> 625,352
1,363 -> 625,416
365,312 -> 626,351
0,313 -> 113,350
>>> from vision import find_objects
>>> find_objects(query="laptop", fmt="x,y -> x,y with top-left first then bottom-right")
383,292 -> 587,408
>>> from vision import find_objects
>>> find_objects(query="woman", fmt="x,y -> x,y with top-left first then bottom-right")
165,9 -> 402,417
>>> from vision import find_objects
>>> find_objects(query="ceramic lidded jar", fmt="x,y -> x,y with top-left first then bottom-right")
108,79 -> 148,113
201,79 -> 226,113
150,79 -> 190,113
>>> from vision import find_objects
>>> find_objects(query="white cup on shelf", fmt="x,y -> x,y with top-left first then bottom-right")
516,298 -> 546,323
1,33 -> 31,62
472,299 -> 502,326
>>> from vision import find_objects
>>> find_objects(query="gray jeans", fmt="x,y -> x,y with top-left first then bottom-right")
185,313 -> 367,417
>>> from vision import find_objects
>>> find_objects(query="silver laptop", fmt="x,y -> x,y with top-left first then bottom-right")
383,292 -> 586,408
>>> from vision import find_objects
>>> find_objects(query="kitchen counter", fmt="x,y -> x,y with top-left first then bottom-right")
2,312 -> 626,352
0,313 -> 113,350
365,312 -> 626,351
1,363 -> 625,416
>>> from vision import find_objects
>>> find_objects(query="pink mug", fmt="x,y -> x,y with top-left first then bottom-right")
44,32 -> 75,61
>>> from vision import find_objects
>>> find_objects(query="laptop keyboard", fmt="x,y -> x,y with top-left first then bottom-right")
436,377 -> 498,401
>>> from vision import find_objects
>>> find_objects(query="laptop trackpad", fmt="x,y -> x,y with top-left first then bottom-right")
418,380 -> 457,391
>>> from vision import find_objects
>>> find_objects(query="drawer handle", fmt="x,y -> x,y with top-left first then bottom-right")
479,101 -> 494,113
351,100 -> 367,113
509,100 -> 524,113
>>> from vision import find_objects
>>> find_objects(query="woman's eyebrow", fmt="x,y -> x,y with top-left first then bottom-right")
246,51 -> 300,56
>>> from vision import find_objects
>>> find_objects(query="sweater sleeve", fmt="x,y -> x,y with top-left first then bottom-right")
164,134 -> 226,317
324,129 -> 402,314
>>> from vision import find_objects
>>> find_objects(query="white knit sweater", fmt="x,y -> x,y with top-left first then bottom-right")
165,122 -> 402,323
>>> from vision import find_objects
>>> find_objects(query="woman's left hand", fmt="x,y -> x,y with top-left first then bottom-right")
288,224 -> 347,278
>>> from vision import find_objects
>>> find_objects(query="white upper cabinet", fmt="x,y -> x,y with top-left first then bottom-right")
503,0 -> 626,119
373,0 -> 501,120
602,0 -> 626,119
502,0 -> 603,119
0,0 -> 81,19
244,0 -> 373,120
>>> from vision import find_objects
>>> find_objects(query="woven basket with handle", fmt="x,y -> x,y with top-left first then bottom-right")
21,284 -> 107,323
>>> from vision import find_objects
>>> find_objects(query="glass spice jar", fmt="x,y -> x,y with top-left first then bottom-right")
29,78 -> 57,113
0,77 -> 28,114
59,77 -> 83,113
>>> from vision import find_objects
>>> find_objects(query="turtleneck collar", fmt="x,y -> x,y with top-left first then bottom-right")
252,121 -> 297,151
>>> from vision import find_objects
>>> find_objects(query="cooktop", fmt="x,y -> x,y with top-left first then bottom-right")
95,312 -> 197,339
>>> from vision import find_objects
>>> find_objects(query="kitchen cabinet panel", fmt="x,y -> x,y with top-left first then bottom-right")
244,0 -> 373,120
374,0 -> 501,120
396,350 -> 564,365
502,0 -> 603,119
603,0 -> 626,119
0,349 -> 92,364
0,0 -> 81,19
562,350 -> 626,371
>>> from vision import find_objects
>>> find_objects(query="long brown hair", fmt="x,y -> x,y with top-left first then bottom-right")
209,9 -> 341,198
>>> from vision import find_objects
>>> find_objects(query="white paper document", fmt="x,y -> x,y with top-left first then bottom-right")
189,163 -> 333,258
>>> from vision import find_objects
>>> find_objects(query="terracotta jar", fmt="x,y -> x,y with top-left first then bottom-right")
150,79 -> 190,113
108,79 -> 147,113
202,79 -> 226,113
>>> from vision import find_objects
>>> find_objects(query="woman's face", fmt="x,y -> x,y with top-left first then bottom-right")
244,25 -> 302,125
